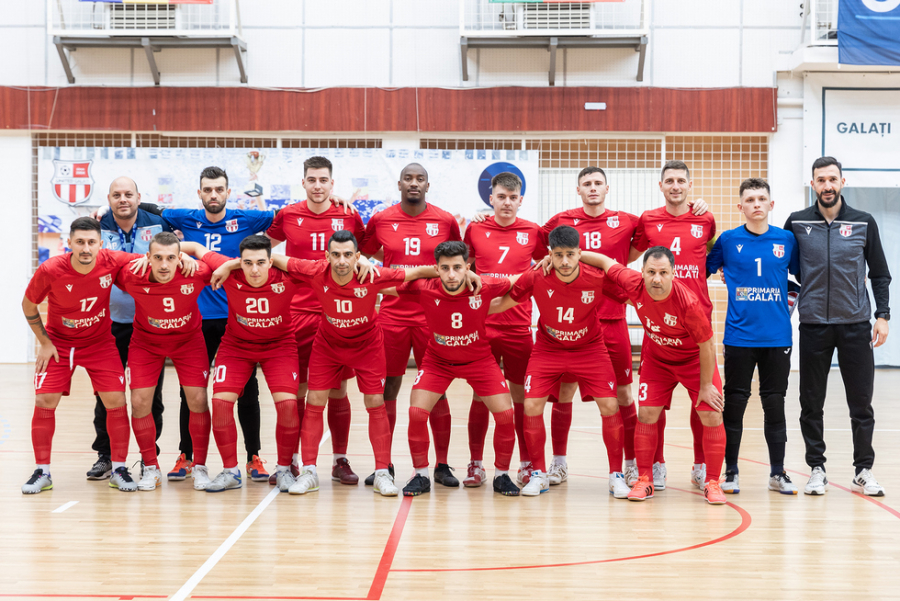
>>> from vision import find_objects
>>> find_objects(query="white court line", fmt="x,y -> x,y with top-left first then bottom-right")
51,501 -> 78,513
170,429 -> 331,601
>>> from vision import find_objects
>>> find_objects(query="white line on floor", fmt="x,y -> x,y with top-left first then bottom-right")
51,501 -> 78,513
170,429 -> 331,601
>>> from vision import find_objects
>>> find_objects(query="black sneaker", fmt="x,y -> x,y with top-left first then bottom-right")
433,463 -> 459,488
492,474 -> 520,496
402,474 -> 431,497
86,456 -> 112,480
365,463 -> 395,486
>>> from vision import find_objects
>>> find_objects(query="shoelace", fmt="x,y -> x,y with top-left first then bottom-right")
173,455 -> 191,470
115,467 -> 134,483
27,470 -> 44,484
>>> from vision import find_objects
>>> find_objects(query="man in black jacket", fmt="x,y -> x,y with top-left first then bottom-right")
784,156 -> 890,497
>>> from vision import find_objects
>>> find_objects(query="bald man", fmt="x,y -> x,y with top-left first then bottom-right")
86,176 -> 175,480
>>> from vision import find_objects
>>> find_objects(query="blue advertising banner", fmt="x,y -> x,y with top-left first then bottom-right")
839,0 -> 900,65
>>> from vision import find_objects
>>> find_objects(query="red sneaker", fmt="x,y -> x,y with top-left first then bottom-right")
517,462 -> 533,486
462,462 -> 486,488
704,480 -> 727,505
627,475 -> 655,502
245,456 -> 269,482
331,457 -> 359,485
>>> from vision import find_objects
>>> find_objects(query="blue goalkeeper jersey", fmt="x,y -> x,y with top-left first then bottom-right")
707,225 -> 799,347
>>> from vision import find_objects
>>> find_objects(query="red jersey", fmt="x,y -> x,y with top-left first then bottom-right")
464,216 -> 545,328
510,264 -> 622,352
606,263 -> 713,364
540,207 -> 639,320
25,249 -> 133,346
202,252 -> 301,345
632,206 -> 716,317
266,201 -> 366,317
115,263 -> 212,344
397,277 -> 510,363
283,258 -> 406,343
361,203 -> 462,327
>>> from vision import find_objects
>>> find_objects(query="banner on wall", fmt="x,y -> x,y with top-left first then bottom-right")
37,147 -> 539,263
838,0 -> 900,66
821,88 -> 900,174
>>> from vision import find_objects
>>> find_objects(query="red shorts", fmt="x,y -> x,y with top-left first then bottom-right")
599,318 -> 634,387
524,345 -> 617,402
381,320 -> 429,377
637,356 -> 723,412
308,329 -> 387,395
128,332 -> 209,389
486,325 -> 533,386
34,335 -> 125,396
294,312 -> 353,385
213,337 -> 299,396
413,351 -> 509,398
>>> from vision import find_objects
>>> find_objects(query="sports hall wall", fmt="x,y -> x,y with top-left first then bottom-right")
2,0 -> 899,365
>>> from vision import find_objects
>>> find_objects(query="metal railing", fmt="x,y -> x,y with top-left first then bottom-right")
460,0 -> 649,38
47,0 -> 242,38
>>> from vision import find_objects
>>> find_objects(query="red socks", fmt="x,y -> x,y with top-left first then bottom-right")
601,411 -> 624,474
491,408 -> 515,471
275,399 -> 300,467
106,405 -> 131,463
467,399 -> 490,462
300,403 -> 324,467
384,399 -> 398,437
620,401 -> 637,462
327,395 -> 351,455
31,406 -> 55,465
523,414 -> 547,473
690,407 -> 705,464
430,397 -> 451,464
293,396 -> 305,456
514,402 -> 529,463
367,405 -> 392,470
211,397 -> 238,469
654,410 -> 667,465
189,410 -> 211,467
409,406 -> 431,469
131,413 -> 159,468
702,423 -> 726,482
634,421 -> 658,480
551,402 -> 572,456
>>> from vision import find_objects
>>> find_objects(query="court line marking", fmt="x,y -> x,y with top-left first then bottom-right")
367,496 -> 413,600
51,501 -> 78,513
170,430 -> 332,601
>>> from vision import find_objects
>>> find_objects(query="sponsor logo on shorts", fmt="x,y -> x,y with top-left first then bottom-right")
544,324 -> 588,342
355,287 -> 368,298
381,378 -> 386,386
773,244 -> 784,258
434,331 -> 479,347
203,370 -> 208,378
148,313 -> 193,329
607,216 -> 619,229
62,308 -> 106,329
469,295 -> 482,310
119,376 -> 124,384
331,218 -> 345,232
326,314 -> 369,328
663,313 -> 677,327
99,274 -> 112,289
609,382 -> 614,389
236,313 -> 283,328
581,290 -> 594,304
625,368 -> 631,376
181,283 -> 194,295
426,223 -> 439,236
292,372 -> 298,380
516,232 -> 529,245
735,287 -> 781,302
272,282 -> 285,294
691,224 -> 704,239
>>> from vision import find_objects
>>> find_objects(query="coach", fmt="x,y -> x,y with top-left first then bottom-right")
784,156 -> 890,497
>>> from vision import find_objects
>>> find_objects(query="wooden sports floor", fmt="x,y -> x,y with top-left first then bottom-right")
1,363 -> 899,601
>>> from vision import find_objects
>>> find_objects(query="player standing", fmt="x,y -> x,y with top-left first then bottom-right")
360,163 -> 462,488
630,160 -> 716,490
580,247 -> 728,505
266,156 -> 366,485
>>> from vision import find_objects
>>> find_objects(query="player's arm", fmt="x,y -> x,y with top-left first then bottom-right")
696,335 -> 724,412
22,295 -> 58,374
488,290 -> 521,315
627,246 -> 643,263
209,256 -> 243,290
578,250 -> 618,273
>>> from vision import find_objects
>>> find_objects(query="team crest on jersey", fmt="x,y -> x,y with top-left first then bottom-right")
271,282 -> 285,294
469,295 -> 483,310
664,313 -> 677,327
516,232 -> 529,245
226,219 -> 239,233
691,224 -> 704,239
331,219 -> 344,232
181,284 -> 194,295
140,229 -> 153,242
581,290 -> 594,304
773,244 -> 785,258
840,224 -> 852,237
607,216 -> 619,229
355,287 -> 368,298
426,223 -> 439,236
99,274 -> 112,289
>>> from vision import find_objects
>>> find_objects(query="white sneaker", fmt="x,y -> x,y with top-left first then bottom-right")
373,471 -> 399,497
22,469 -> 53,494
516,462 -> 533,486
652,462 -> 667,491
109,467 -> 138,492
206,470 -> 242,493
690,464 -> 706,489
720,471 -> 740,494
768,472 -> 798,495
608,472 -> 630,499
623,463 -> 639,487
804,466 -> 828,496
548,460 -> 568,485
289,469 -> 320,495
192,465 -> 211,490
137,465 -> 162,491
851,468 -> 885,497
276,469 -> 297,493
521,470 -> 550,496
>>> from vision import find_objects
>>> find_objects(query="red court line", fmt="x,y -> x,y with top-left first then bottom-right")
367,495 -> 413,600
0,596 -> 166,599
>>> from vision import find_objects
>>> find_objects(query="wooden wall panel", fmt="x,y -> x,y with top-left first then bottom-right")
0,86 -> 777,133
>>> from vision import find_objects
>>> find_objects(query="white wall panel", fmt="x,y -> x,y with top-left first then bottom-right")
743,0 -> 804,28
0,29 -> 46,86
67,48 -> 135,86
392,0 -> 459,27
1,0 -> 44,26
243,29 -> 303,87
240,0 -> 303,28
151,48 -> 220,85
392,29 -> 460,87
654,0 -> 741,28
475,48 -> 551,86
652,28 -> 740,88
742,28 -> 800,87
564,47 -> 644,86
305,29 -> 390,87
305,0 -> 391,28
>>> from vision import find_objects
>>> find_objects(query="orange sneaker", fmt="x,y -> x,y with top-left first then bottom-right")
246,456 -> 269,482
167,453 -> 193,481
627,475 -> 654,502
705,480 -> 727,505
